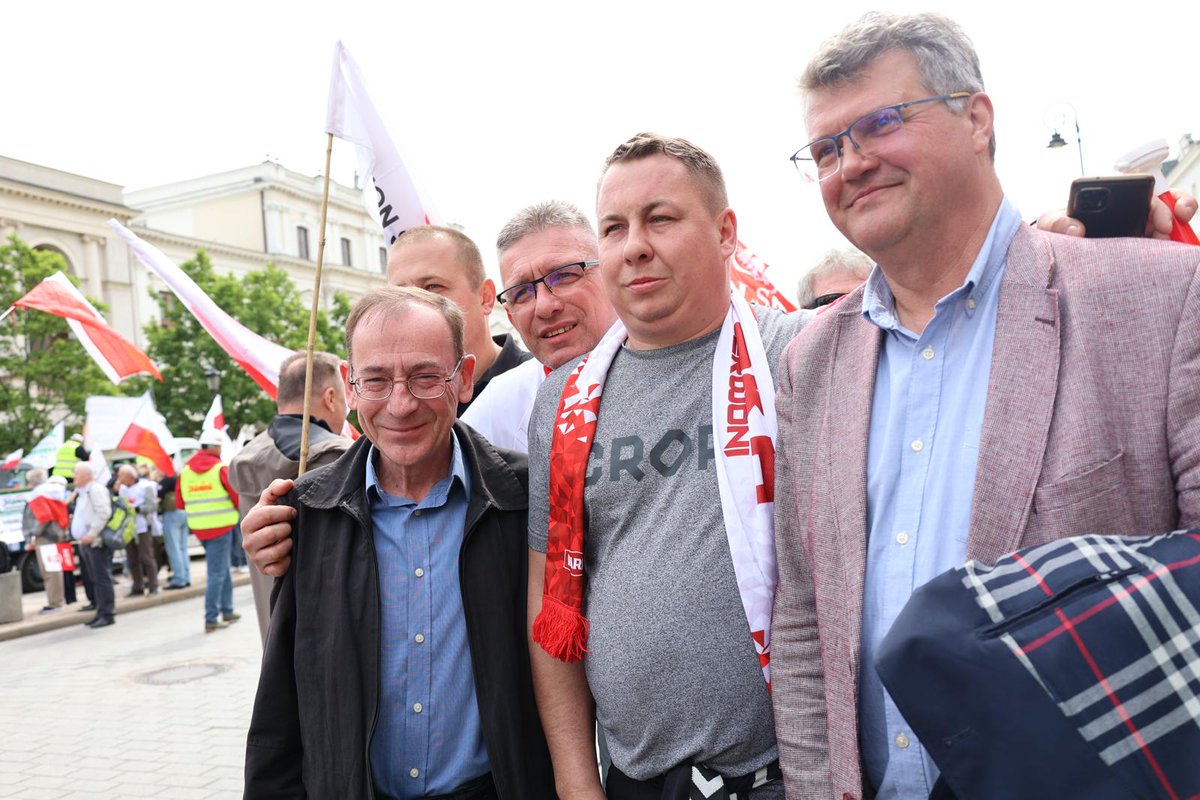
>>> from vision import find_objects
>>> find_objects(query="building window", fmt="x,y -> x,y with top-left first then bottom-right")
297,226 -> 310,260
378,247 -> 388,273
341,237 -> 352,267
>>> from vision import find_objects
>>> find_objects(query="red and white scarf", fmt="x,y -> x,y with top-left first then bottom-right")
532,292 -> 778,686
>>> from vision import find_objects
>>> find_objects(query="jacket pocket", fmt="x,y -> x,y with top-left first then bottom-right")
1033,452 -> 1126,514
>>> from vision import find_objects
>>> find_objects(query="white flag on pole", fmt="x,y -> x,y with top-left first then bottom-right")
26,422 -> 65,471
326,41 -> 440,245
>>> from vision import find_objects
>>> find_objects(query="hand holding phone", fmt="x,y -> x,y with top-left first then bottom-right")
1067,175 -> 1154,238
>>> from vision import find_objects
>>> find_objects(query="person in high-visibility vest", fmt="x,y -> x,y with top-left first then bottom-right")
176,429 -> 240,633
51,434 -> 88,481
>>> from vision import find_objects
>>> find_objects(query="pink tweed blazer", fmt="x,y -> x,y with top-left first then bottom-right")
770,225 -> 1200,800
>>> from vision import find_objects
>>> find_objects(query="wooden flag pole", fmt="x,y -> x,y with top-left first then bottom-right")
299,132 -> 335,476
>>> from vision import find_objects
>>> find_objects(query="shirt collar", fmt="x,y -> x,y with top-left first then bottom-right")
861,196 -> 1024,332
364,431 -> 468,508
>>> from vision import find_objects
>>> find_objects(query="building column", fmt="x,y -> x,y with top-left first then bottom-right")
80,234 -> 105,299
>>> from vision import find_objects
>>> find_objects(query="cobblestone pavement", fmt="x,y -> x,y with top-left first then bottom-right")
0,584 -> 260,799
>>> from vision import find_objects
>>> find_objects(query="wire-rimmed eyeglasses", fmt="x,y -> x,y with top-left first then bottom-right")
349,356 -> 466,401
790,92 -> 972,183
497,261 -> 599,306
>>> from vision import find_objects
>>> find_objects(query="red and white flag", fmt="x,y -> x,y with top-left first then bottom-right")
1,449 -> 23,471
731,241 -> 796,313
326,40 -> 439,245
107,221 -> 293,398
116,393 -> 176,477
203,395 -> 226,432
10,272 -> 161,384
28,479 -> 69,529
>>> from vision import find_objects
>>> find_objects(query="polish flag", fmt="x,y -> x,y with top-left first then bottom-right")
1,449 -> 23,471
203,395 -> 226,432
107,221 -> 293,399
326,40 -> 439,245
10,272 -> 161,384
731,241 -> 796,313
107,222 -> 361,441
28,479 -> 69,529
115,393 -> 176,476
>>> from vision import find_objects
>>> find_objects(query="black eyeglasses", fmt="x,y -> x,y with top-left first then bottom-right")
791,92 -> 972,183
497,261 -> 598,306
349,356 -> 466,401
802,292 -> 848,310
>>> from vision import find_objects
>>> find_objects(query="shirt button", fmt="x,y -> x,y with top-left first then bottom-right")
922,347 -> 934,360
896,733 -> 910,749
414,567 -> 425,578
911,439 -> 924,453
966,297 -> 977,310
409,768 -> 419,778
414,633 -> 425,643
413,702 -> 423,713
413,510 -> 421,517
896,532 -> 909,545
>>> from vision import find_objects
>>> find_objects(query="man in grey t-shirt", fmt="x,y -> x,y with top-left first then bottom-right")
526,133 -> 810,799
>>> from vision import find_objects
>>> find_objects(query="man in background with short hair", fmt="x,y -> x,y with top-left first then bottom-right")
229,349 -> 350,642
387,225 -> 532,413
72,462 -> 114,629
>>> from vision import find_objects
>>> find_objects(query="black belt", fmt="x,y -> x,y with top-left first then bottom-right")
377,772 -> 495,800
607,759 -> 782,800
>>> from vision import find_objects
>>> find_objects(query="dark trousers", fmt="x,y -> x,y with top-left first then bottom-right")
77,542 -> 95,603
126,531 -> 158,592
377,773 -> 495,800
79,545 -> 114,620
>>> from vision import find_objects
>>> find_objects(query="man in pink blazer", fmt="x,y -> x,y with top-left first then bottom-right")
771,11 -> 1200,800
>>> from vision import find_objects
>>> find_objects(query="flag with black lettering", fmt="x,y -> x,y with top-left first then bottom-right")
325,41 -> 439,245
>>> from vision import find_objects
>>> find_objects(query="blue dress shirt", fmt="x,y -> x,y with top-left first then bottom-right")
859,198 -> 1024,798
365,435 -> 490,799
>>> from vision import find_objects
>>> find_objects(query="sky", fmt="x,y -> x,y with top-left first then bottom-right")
5,0 -> 1197,294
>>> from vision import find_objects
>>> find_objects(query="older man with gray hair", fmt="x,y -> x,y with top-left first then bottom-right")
462,199 -> 617,452
116,463 -> 159,597
796,247 -> 872,310
72,462 -> 115,628
771,11 -> 1200,799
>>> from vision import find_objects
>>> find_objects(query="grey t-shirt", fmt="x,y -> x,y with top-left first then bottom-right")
528,308 -> 809,787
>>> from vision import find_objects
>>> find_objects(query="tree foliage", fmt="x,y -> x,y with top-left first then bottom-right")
0,235 -> 149,455
143,250 -> 349,438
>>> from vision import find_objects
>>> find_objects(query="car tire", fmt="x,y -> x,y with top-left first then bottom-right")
20,551 -> 43,594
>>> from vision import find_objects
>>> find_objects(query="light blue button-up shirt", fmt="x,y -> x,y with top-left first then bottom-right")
365,435 -> 490,799
859,198 -> 1024,799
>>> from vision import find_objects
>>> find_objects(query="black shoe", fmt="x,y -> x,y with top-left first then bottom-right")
125,590 -> 145,598
147,588 -> 159,596
87,617 -> 115,628
78,604 -> 97,612
165,582 -> 190,590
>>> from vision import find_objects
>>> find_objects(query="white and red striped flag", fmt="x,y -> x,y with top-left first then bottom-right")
107,221 -> 293,398
9,272 -> 161,383
326,40 -> 439,245
115,393 -> 176,476
203,395 -> 226,432
731,241 -> 796,313
1,449 -> 23,471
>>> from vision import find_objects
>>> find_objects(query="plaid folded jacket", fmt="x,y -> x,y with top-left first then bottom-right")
877,530 -> 1200,800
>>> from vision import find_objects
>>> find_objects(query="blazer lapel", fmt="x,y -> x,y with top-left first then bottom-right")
968,227 -> 1061,562
826,308 -> 881,652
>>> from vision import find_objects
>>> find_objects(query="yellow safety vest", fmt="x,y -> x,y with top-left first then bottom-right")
53,442 -> 79,478
179,463 -> 239,531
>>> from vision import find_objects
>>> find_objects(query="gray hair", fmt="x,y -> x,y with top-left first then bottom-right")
345,285 -> 464,367
801,12 -> 995,160
277,351 -> 343,407
797,248 -> 873,309
118,464 -> 137,480
26,468 -> 46,487
496,200 -> 595,255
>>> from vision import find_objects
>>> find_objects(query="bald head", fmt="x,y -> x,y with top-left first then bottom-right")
73,462 -> 94,486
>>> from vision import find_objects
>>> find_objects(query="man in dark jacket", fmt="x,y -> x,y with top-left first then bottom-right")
229,349 -> 350,644
244,286 -> 554,800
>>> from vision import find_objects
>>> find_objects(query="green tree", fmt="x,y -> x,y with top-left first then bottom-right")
143,250 -> 349,438
0,235 -> 150,455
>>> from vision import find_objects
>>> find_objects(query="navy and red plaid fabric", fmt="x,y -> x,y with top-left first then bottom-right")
878,529 -> 1200,800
